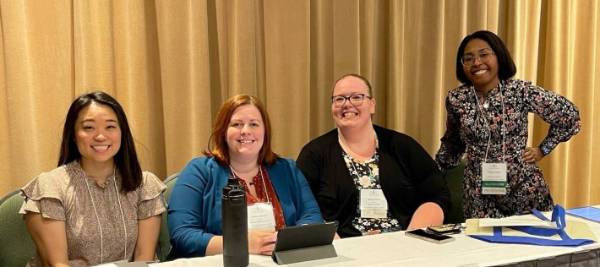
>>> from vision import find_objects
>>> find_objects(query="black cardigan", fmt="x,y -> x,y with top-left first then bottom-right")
297,125 -> 450,237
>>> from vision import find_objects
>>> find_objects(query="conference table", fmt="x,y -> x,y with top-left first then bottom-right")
151,214 -> 600,267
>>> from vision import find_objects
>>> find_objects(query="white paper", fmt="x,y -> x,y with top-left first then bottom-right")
478,216 -> 558,229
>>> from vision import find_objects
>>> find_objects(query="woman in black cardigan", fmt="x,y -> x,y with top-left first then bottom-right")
297,74 -> 450,238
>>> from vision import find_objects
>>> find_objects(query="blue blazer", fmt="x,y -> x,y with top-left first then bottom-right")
168,157 -> 323,258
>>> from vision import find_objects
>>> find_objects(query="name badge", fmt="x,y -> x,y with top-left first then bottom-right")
247,202 -> 276,230
360,189 -> 388,218
481,162 -> 507,195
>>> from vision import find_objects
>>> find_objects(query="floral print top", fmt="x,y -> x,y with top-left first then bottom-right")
343,151 -> 401,234
436,79 -> 581,218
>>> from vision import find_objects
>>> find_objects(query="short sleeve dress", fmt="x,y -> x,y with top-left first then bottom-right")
19,161 -> 166,266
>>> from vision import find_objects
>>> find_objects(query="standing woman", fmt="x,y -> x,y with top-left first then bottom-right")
168,95 -> 322,258
436,30 -> 581,219
20,91 -> 166,266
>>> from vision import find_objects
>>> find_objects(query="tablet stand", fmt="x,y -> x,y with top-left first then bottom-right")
272,243 -> 337,265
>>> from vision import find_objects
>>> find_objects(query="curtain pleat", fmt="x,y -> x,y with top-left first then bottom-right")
0,0 -> 598,209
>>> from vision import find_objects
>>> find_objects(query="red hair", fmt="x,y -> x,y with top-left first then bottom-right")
205,94 -> 278,166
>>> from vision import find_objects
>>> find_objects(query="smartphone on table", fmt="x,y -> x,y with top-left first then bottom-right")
427,223 -> 462,235
405,229 -> 454,244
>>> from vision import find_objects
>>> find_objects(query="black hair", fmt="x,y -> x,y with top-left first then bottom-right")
455,30 -> 517,85
58,91 -> 142,192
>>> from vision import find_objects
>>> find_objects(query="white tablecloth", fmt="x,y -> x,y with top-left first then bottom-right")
152,214 -> 600,267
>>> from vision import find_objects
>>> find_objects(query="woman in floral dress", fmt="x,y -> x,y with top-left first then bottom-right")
436,30 -> 581,219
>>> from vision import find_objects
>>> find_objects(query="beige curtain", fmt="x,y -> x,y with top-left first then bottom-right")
1,0 -> 598,208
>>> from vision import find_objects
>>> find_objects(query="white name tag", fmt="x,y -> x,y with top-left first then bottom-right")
247,202 -> 276,231
360,189 -> 388,218
481,162 -> 507,195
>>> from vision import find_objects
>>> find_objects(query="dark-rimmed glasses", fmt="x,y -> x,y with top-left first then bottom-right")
331,93 -> 371,107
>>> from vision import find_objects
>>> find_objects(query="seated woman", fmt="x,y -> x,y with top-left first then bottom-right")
297,74 -> 450,238
20,91 -> 166,266
168,94 -> 323,258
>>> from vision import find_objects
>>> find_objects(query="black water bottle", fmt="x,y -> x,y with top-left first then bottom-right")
222,175 -> 249,267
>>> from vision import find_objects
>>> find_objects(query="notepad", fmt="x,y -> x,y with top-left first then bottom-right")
567,206 -> 600,223
477,216 -> 558,228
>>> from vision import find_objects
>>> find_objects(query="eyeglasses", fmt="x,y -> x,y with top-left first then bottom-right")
461,48 -> 495,67
331,93 -> 371,107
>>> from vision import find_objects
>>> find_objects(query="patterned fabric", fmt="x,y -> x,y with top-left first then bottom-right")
20,161 -> 166,266
343,152 -> 400,234
436,79 -> 581,219
236,166 -> 286,230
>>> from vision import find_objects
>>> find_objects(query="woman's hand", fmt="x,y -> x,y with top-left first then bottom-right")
365,230 -> 381,235
248,229 -> 277,255
522,147 -> 543,163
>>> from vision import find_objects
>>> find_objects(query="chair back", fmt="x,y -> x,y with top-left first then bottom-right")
444,163 -> 465,224
156,172 -> 179,262
0,190 -> 36,266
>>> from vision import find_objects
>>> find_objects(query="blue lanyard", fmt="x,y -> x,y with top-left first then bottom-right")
469,205 -> 594,247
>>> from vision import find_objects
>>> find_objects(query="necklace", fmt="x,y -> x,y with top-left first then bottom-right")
229,165 -> 258,185
475,88 -> 491,109
345,152 -> 377,188
84,167 -> 128,263
337,128 -> 379,162
471,83 -> 507,162
229,166 -> 270,203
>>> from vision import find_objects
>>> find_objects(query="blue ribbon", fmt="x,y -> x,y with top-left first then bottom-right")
469,205 -> 595,247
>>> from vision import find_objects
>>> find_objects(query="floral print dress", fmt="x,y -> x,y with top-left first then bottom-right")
343,151 -> 401,234
436,79 -> 581,218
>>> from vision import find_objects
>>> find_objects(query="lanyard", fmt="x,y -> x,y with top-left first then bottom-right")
83,167 -> 128,263
471,82 -> 507,162
345,154 -> 377,186
337,127 -> 379,160
338,128 -> 380,187
469,205 -> 595,247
